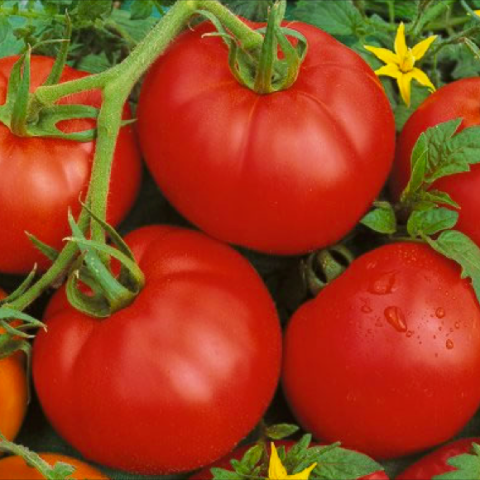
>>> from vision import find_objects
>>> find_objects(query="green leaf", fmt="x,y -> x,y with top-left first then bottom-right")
360,201 -> 397,234
422,190 -> 460,209
310,446 -> 383,480
407,207 -> 459,237
413,0 -> 456,33
130,0 -> 154,20
426,230 -> 480,301
26,233 -> 59,261
265,423 -> 300,440
211,467 -> 243,480
294,0 -> 364,37
0,15 -> 11,44
221,0 -> 272,21
75,0 -> 112,21
434,443 -> 480,479
239,444 -> 263,471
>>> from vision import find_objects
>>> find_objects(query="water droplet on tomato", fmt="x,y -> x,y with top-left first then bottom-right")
406,331 -> 413,338
435,307 -> 445,318
368,272 -> 396,295
384,306 -> 407,333
361,305 -> 372,313
446,339 -> 454,350
455,322 -> 460,329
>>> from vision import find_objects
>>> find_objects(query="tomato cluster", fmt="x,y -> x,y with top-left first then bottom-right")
1,7 -> 480,480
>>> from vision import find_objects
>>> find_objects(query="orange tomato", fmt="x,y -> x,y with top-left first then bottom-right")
0,288 -> 27,442
0,453 -> 109,479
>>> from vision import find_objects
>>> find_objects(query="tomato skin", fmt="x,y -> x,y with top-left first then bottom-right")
33,226 -> 282,474
0,288 -> 27,444
0,55 -> 141,274
282,242 -> 480,459
391,78 -> 480,246
137,20 -> 395,255
0,453 -> 108,479
190,441 -> 389,480
396,437 -> 480,480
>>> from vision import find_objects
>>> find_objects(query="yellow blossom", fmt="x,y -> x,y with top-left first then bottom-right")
364,22 -> 437,106
268,443 -> 317,480
475,9 -> 480,16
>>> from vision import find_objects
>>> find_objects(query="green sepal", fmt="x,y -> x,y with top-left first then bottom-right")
10,49 -> 31,137
425,230 -> 480,302
361,201 -> 397,234
43,14 -> 72,87
303,245 -> 354,296
0,266 -> 37,304
433,442 -> 480,479
26,233 -> 60,262
264,423 -> 299,440
0,307 -> 45,336
0,433 -> 76,480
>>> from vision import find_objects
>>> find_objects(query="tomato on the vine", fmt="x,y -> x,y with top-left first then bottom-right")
283,242 -> 480,459
0,288 -> 27,444
0,453 -> 108,479
33,226 -> 282,475
0,55 -> 141,274
137,20 -> 395,255
391,78 -> 480,246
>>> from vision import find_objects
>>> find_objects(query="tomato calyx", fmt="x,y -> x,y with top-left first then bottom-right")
199,0 -> 307,94
64,208 -> 145,318
302,245 -> 354,296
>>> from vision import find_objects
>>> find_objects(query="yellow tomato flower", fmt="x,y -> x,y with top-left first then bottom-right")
364,22 -> 437,106
268,443 -> 317,480
475,9 -> 480,16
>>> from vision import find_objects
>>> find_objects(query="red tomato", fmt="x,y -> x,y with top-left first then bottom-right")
282,242 -> 480,459
137,20 -> 395,255
33,226 -> 282,475
0,55 -> 141,274
190,441 -> 389,480
0,453 -> 108,479
396,437 -> 480,479
391,78 -> 480,246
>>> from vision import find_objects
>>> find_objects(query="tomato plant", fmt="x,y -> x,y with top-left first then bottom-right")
391,78 -> 480,246
282,242 -> 480,459
137,19 -> 395,255
395,437 -> 480,479
0,55 -> 141,274
32,226 -> 282,475
0,453 -> 108,479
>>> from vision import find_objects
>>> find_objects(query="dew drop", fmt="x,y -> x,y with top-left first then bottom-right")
435,307 -> 445,318
361,305 -> 372,313
406,331 -> 413,338
455,322 -> 460,329
368,272 -> 396,295
384,306 -> 408,333
446,339 -> 454,350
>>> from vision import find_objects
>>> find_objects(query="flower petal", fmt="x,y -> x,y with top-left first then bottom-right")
394,22 -> 408,58
269,443 -> 288,480
364,45 -> 399,65
397,72 -> 413,106
287,462 -> 318,480
411,67 -> 436,91
475,9 -> 480,16
375,63 -> 401,79
411,35 -> 437,60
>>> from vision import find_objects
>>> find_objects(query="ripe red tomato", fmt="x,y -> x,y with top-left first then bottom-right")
391,78 -> 480,246
396,437 -> 480,479
190,440 -> 389,480
282,242 -> 480,459
33,226 -> 282,475
0,453 -> 109,479
0,55 -> 141,274
137,20 -> 395,255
